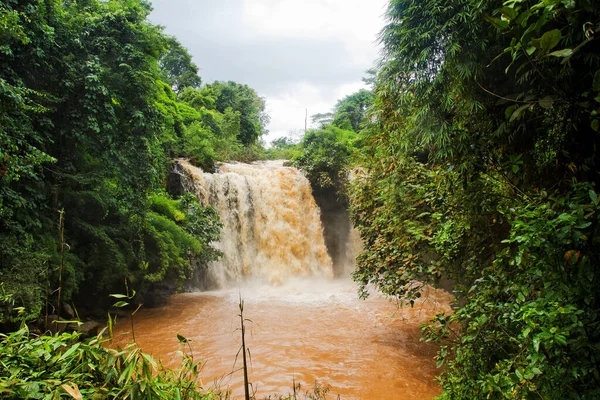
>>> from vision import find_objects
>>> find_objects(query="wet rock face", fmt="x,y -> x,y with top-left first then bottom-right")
311,187 -> 352,277
143,282 -> 178,309
74,320 -> 103,339
167,161 -> 186,197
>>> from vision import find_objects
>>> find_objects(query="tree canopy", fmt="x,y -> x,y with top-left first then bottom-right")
0,0 -> 268,326
344,0 -> 600,398
206,81 -> 270,146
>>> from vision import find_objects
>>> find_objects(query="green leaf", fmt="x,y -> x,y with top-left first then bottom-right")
524,371 -> 535,380
592,119 -> 600,132
58,343 -> 80,361
131,304 -> 143,316
176,333 -> 188,343
484,15 -> 509,30
141,353 -> 158,370
589,189 -> 598,205
555,335 -> 568,345
515,368 -> 524,380
112,301 -> 129,308
592,70 -> 600,92
505,105 -> 516,119
548,48 -> 573,57
500,7 -> 518,20
539,96 -> 554,109
510,104 -> 531,122
109,294 -> 128,299
538,29 -> 562,51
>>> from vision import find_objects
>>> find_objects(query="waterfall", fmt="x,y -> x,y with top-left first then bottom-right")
179,160 -> 333,286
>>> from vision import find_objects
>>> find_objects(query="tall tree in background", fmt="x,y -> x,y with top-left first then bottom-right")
160,36 -> 202,94
207,81 -> 270,145
331,89 -> 373,132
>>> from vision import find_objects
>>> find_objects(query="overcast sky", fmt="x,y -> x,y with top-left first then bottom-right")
147,0 -> 387,144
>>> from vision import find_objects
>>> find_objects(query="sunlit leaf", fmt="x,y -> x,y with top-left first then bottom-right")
548,48 -> 573,57
61,384 -> 82,400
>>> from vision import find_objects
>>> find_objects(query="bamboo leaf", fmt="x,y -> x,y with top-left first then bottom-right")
510,104 -> 531,122
59,343 -> 81,362
61,384 -> 83,400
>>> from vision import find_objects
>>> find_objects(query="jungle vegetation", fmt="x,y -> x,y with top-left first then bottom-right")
290,0 -> 600,398
2,0 -> 600,398
0,0 -> 268,327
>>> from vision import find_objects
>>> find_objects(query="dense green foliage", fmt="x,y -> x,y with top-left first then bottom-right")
269,90 -> 372,195
0,0 -> 267,326
160,36 -> 202,94
0,327 -> 218,399
311,89 -> 373,133
293,126 -> 358,194
4,0 -> 600,397
345,0 -> 600,398
207,81 -> 270,146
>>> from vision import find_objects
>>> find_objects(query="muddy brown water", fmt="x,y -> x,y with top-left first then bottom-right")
113,279 -> 452,399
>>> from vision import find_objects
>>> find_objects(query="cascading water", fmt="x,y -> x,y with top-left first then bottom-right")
113,160 -> 452,399
179,160 -> 333,286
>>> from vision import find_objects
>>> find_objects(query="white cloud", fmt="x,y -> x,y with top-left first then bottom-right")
242,0 -> 384,40
148,0 -> 387,143
264,82 -> 330,143
264,80 -> 369,144
241,0 -> 385,66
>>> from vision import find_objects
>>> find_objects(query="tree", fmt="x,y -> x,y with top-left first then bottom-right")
207,81 -> 270,145
160,36 -> 202,94
311,112 -> 334,129
293,126 -> 356,193
331,89 -> 373,132
349,0 -> 600,397
0,0 -> 223,324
